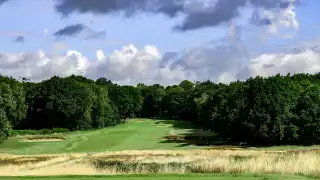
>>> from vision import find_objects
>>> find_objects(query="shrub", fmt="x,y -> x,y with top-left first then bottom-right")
39,129 -> 53,134
9,130 -> 39,136
52,128 -> 70,133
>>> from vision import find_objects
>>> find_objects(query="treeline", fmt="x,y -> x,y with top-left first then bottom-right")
0,75 -> 143,142
1,73 -> 320,145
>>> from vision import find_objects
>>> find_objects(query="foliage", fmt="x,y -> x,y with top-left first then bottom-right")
138,73 -> 320,145
0,76 -> 27,142
1,73 -> 320,145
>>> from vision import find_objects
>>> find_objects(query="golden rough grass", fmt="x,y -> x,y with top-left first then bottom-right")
1,149 -> 320,176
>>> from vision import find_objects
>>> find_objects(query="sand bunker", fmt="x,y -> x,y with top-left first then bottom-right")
21,139 -> 64,142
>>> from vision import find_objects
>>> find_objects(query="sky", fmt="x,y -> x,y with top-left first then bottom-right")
0,0 -> 320,85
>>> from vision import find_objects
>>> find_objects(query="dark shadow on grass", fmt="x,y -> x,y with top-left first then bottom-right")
155,119 -> 250,149
155,119 -> 320,150
154,119 -> 195,129
159,137 -> 253,149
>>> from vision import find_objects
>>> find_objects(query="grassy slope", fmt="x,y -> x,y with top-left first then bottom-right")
1,119 -> 320,155
0,119 -> 202,155
2,120 -> 320,178
0,174 -> 318,180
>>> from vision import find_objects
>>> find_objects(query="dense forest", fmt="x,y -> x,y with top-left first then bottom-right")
1,73 -> 320,145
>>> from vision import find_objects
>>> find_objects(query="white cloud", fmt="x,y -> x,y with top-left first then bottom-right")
260,1 -> 299,37
0,50 -> 89,82
0,40 -> 320,85
177,44 -> 320,84
96,49 -> 105,62
0,0 -> 312,86
242,50 -> 320,78
87,44 -> 188,85
0,44 -> 188,85
44,28 -> 49,34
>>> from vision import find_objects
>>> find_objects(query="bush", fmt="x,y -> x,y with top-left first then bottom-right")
52,128 -> 70,133
9,130 -> 39,136
39,129 -> 52,134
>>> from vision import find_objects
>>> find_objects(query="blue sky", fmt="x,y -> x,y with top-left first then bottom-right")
0,0 -> 230,57
0,0 -> 319,85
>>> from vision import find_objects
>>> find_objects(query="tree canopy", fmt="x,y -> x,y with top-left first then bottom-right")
1,73 -> 320,145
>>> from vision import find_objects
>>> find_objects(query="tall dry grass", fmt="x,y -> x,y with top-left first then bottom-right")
1,149 -> 320,176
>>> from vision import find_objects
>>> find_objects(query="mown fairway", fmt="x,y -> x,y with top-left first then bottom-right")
0,119 -> 203,155
1,119 -> 320,155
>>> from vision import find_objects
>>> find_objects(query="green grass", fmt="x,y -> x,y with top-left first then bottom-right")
0,119 -> 203,155
0,174 -> 318,180
2,119 -> 320,155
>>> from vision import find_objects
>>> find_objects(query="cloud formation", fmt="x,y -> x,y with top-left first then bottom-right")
255,2 -> 299,37
0,0 -> 7,6
0,31 -> 32,43
53,24 -> 85,37
241,50 -> 320,79
55,0 -> 184,18
0,0 -> 307,85
0,0 -> 300,32
54,0 -> 298,31
53,23 -> 106,40
14,36 -> 25,43
0,39 -> 319,85
0,50 -> 89,82
85,30 -> 106,40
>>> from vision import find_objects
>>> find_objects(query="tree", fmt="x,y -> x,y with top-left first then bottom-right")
108,85 -> 142,120
294,84 -> 320,144
0,80 -> 27,142
179,80 -> 194,91
2,73 -> 320,146
0,83 -> 13,142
